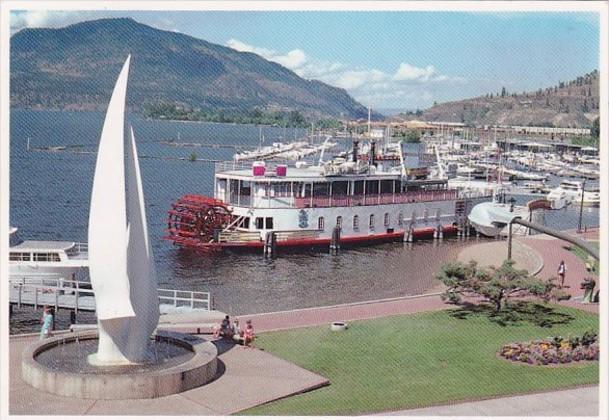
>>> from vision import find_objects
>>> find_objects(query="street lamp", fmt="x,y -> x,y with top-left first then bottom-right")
577,178 -> 586,233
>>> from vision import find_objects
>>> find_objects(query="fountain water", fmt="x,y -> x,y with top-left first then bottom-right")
21,56 -> 218,399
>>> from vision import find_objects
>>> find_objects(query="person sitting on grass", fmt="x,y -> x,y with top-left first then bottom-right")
243,319 -> 255,348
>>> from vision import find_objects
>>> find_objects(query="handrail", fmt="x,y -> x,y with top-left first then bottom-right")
9,279 -> 212,312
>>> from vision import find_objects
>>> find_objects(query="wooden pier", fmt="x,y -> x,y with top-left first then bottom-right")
9,278 -> 213,313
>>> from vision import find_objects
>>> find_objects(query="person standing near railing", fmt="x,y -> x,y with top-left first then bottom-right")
40,306 -> 53,339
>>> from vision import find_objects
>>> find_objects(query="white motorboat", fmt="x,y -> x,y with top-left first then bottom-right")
547,180 -> 600,207
546,188 -> 570,210
467,201 -> 531,237
9,226 -> 89,281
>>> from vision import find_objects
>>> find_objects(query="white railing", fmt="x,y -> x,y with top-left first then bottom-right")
157,289 -> 212,311
9,277 -> 213,312
66,242 -> 89,259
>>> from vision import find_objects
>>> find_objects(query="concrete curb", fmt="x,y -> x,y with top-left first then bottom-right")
238,291 -> 444,319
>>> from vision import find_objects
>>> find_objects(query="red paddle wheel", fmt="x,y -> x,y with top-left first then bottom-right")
164,194 -> 232,250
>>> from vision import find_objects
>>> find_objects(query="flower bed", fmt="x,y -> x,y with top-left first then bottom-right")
499,332 -> 599,366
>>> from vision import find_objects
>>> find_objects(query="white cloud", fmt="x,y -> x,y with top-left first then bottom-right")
227,38 -> 307,71
224,38 -> 464,109
11,11 -> 74,31
393,63 -> 438,81
273,49 -> 307,69
226,38 -> 275,57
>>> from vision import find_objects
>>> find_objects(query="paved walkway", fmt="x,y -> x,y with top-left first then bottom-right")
457,239 -> 543,273
521,232 -> 599,314
9,334 -> 328,415
386,386 -> 599,416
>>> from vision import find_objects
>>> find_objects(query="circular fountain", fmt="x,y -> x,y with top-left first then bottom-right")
22,330 -> 218,399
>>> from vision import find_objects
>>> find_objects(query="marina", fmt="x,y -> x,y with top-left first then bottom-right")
9,110 -> 600,327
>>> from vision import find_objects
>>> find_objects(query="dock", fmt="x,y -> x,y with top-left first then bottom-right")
8,278 -> 213,313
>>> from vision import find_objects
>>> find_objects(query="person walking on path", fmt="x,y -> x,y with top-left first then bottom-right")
40,306 -> 53,339
558,260 -> 567,288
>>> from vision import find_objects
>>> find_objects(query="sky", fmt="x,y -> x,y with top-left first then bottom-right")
10,10 -> 601,112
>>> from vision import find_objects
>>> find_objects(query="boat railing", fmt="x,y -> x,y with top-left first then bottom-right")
294,189 -> 459,208
215,161 -> 253,173
66,242 -> 89,259
217,231 -> 262,243
157,289 -> 212,311
458,189 -> 495,199
274,229 -> 323,241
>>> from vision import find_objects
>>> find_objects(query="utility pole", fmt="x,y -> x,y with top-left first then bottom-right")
577,178 -> 586,233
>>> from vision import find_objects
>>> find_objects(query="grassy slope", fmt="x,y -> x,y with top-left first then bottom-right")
241,306 -> 598,415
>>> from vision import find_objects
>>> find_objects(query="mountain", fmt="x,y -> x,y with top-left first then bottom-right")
410,71 -> 599,128
10,18 -> 375,120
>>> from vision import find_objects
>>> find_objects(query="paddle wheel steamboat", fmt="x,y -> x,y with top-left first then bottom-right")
164,138 -> 494,251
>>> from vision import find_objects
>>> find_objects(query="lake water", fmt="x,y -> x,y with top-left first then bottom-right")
9,110 -> 599,332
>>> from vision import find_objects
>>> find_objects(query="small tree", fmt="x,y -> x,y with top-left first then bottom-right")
437,260 -> 569,313
404,130 -> 421,143
591,117 -> 600,140
188,152 -> 197,162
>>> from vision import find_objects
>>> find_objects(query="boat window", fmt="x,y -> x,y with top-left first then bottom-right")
265,217 -> 274,229
384,213 -> 390,227
272,182 -> 291,198
353,215 -> 359,229
229,179 -> 239,204
239,217 -> 250,229
353,180 -> 364,195
398,211 -> 404,226
318,217 -> 325,231
33,253 -> 61,262
313,182 -> 330,197
9,252 -> 31,261
295,182 -> 312,198
380,180 -> 394,194
240,180 -> 252,196
256,217 -> 264,229
336,216 -> 342,228
369,214 -> 375,229
332,181 -> 348,196
365,180 -> 379,195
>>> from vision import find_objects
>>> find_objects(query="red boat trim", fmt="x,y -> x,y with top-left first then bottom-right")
164,225 -> 459,251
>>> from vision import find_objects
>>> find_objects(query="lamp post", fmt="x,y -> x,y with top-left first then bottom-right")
577,178 -> 586,233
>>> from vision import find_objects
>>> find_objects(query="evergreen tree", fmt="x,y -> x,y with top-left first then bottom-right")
591,117 -> 600,139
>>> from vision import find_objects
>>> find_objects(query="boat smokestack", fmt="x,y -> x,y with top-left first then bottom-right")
352,139 -> 359,163
370,141 -> 376,167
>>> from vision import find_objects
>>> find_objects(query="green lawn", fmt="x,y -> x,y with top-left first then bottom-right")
568,242 -> 599,274
241,305 -> 598,415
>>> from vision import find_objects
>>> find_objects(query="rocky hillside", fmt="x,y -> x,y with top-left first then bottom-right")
10,18 -> 373,120
418,71 -> 599,128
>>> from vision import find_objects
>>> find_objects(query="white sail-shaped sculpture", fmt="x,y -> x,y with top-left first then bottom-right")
88,55 -> 159,365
